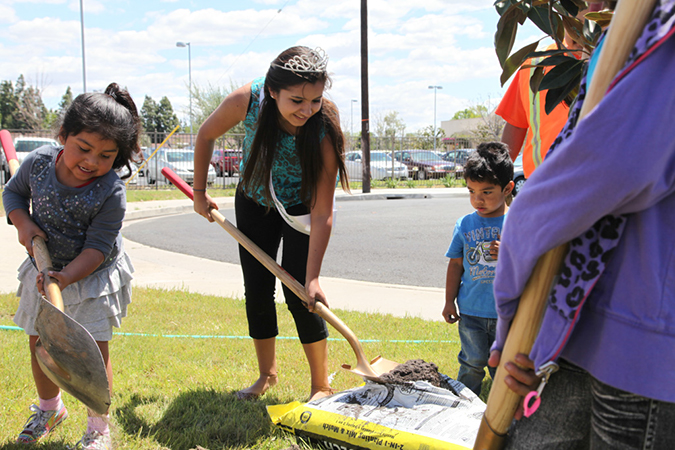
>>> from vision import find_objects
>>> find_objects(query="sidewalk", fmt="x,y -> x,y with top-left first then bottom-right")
2,188 -> 465,322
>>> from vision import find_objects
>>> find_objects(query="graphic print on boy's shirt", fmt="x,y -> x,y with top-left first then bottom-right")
464,225 -> 500,284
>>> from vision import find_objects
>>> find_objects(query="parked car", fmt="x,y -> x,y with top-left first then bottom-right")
1,137 -> 60,183
513,154 -> 525,196
13,137 -> 61,161
393,150 -> 457,180
143,148 -> 216,186
211,149 -> 242,177
344,151 -> 408,181
442,149 -> 474,178
14,137 -> 61,164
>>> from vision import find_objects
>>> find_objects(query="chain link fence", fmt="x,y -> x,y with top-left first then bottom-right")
2,130 -> 472,189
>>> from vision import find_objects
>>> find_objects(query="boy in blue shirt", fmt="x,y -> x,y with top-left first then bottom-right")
443,142 -> 514,396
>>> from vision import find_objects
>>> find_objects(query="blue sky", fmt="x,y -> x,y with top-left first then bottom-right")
0,0 -> 544,133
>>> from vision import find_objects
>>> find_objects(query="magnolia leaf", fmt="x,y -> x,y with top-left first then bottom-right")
524,48 -> 574,59
495,9 -> 519,67
529,66 -> 545,95
561,15 -> 585,44
559,0 -> 579,16
495,0 -> 517,16
527,5 -> 559,36
500,41 -> 540,86
584,14 -> 606,40
533,54 -> 576,67
545,74 -> 581,114
540,58 -> 584,90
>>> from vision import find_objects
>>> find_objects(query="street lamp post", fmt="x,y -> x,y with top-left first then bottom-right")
428,85 -> 443,152
176,41 -> 192,146
351,99 -> 357,146
79,0 -> 86,93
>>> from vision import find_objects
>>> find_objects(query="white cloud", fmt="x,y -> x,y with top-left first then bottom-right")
0,1 -> 516,132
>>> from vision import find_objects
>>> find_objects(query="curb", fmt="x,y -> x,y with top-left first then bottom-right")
123,188 -> 468,221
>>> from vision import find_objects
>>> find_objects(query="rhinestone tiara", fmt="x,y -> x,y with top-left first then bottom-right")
272,47 -> 328,73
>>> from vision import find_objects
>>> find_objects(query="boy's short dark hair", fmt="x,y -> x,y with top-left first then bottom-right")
464,142 -> 514,189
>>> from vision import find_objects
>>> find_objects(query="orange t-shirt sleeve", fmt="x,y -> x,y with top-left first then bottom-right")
495,69 -> 529,129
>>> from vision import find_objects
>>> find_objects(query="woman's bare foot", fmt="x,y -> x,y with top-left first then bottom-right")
236,373 -> 278,401
308,385 -> 334,402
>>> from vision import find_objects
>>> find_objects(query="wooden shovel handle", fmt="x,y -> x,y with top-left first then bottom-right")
475,1 -> 659,449
31,236 -> 65,312
162,168 -> 378,376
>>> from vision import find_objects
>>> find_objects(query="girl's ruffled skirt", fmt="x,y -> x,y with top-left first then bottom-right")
13,252 -> 134,341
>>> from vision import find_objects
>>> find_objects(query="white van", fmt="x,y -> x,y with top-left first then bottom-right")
14,137 -> 61,164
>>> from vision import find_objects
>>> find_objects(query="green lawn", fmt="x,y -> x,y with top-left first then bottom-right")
0,288 -> 479,450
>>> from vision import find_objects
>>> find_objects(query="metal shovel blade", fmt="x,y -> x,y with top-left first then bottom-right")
35,297 -> 111,414
341,355 -> 402,383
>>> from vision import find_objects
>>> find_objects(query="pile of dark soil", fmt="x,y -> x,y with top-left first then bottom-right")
378,359 -> 443,387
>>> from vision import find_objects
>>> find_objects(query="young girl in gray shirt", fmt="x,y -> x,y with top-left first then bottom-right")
3,82 -> 141,449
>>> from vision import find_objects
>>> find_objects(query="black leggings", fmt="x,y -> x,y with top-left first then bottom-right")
235,189 -> 328,344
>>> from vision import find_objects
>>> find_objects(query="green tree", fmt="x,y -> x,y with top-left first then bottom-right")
141,95 -> 159,137
12,75 -> 48,130
59,86 -> 73,113
190,81 -> 244,134
417,125 -> 446,150
141,95 -> 180,143
0,80 -> 18,129
373,111 -> 406,150
452,105 -> 488,120
156,96 -> 179,134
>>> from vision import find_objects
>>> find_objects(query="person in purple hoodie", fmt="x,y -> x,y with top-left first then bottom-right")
488,1 -> 675,448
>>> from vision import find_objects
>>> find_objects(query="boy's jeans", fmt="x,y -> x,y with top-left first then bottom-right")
505,359 -> 675,449
457,314 -> 496,396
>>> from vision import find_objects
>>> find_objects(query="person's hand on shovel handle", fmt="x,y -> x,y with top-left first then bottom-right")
488,350 -> 541,420
193,189 -> 219,223
305,276 -> 329,312
6,208 -> 48,257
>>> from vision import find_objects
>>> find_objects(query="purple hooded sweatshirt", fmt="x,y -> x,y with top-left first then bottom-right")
492,5 -> 675,403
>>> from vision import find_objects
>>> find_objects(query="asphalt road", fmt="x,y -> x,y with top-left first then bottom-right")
122,196 -> 474,289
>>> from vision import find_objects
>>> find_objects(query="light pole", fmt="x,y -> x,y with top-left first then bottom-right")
176,41 -> 192,146
428,85 -> 443,152
351,99 -> 357,143
79,0 -> 86,93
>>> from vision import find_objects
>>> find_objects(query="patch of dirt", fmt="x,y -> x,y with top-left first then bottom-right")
379,359 -> 443,387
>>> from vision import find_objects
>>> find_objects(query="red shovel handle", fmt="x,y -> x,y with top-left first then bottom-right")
1,129 -> 21,177
161,167 -> 194,201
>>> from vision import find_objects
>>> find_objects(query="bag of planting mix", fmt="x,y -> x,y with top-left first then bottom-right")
268,373 -> 485,450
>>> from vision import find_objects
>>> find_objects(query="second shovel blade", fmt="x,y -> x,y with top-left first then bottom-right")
341,355 -> 402,383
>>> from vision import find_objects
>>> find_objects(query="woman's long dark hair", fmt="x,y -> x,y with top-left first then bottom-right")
241,46 -> 349,207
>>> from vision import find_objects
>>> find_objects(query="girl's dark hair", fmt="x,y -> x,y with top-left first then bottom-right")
464,142 -> 514,189
241,46 -> 349,207
58,83 -> 142,177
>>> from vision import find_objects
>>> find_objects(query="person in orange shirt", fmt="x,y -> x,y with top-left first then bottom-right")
495,41 -> 574,178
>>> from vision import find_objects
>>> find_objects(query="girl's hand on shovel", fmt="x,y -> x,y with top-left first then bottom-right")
194,191 -> 219,222
36,270 -> 73,296
8,209 -> 48,256
306,277 -> 329,312
488,350 -> 541,420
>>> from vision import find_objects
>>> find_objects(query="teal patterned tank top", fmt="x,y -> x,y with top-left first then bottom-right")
239,77 -> 325,208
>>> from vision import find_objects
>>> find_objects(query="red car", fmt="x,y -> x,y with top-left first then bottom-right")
211,149 -> 242,177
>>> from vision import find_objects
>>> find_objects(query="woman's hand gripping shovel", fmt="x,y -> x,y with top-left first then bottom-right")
162,167 -> 400,383
1,129 -> 111,415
